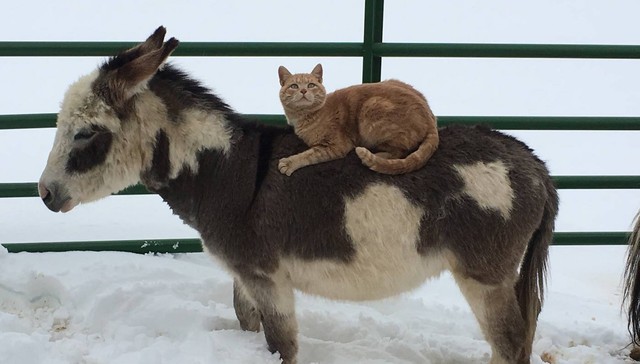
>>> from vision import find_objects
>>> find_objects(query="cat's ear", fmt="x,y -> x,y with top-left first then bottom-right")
311,63 -> 323,83
278,66 -> 292,86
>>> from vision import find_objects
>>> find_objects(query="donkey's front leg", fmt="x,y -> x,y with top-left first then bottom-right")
233,278 -> 261,332
238,270 -> 298,364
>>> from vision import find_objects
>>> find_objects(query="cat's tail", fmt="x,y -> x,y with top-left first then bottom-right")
355,126 -> 439,175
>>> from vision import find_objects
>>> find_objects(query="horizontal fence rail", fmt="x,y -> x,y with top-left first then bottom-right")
372,43 -> 640,59
0,42 -> 364,57
3,42 -> 640,59
1,232 -> 631,254
3,113 -> 640,131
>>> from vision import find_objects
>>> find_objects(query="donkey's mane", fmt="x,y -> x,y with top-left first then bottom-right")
150,63 -> 245,123
101,50 -> 145,72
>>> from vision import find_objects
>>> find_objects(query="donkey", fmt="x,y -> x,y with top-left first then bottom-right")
38,27 -> 558,364
624,212 -> 640,361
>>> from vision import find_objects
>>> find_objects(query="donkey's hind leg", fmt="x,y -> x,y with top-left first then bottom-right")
233,278 -> 261,332
453,272 -> 529,364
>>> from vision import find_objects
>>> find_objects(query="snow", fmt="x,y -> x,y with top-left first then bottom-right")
0,245 -> 634,364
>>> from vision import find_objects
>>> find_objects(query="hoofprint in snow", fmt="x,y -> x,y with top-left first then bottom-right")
0,244 -> 633,364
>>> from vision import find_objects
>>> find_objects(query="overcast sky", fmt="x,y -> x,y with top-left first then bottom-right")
1,0 -> 639,243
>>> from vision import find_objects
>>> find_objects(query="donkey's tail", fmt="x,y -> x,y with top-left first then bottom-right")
623,211 -> 640,346
515,178 -> 558,357
355,126 -> 439,175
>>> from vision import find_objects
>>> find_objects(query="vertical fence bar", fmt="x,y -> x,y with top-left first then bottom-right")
362,0 -> 384,83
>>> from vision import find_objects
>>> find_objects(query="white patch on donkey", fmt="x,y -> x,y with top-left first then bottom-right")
285,183 -> 451,301
134,95 -> 233,178
453,160 -> 514,219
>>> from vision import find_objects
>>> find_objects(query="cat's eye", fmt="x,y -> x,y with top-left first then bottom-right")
308,83 -> 317,88
289,84 -> 299,89
73,129 -> 96,141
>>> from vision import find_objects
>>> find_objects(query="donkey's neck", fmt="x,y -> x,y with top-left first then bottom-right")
130,64 -> 264,239
142,123 -> 262,238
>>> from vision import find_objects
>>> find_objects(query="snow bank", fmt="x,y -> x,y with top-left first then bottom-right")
0,246 -> 633,363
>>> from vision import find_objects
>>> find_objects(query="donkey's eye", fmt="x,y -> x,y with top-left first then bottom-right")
308,83 -> 316,88
289,84 -> 299,89
73,130 -> 96,141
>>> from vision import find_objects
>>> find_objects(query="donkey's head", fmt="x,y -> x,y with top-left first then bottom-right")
38,27 -> 179,212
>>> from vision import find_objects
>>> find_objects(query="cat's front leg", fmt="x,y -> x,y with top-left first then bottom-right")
278,155 -> 304,176
278,144 -> 351,176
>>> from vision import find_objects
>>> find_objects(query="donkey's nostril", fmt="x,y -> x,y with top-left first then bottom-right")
42,188 -> 52,203
38,181 -> 54,204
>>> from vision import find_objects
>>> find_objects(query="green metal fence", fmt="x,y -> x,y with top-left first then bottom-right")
1,0 -> 639,253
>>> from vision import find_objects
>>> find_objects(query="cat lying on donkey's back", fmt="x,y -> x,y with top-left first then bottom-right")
277,63 -> 439,175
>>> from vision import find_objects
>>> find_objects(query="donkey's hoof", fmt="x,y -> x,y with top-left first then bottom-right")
630,346 -> 640,361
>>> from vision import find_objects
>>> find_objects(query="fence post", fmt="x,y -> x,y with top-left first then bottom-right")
362,0 -> 384,83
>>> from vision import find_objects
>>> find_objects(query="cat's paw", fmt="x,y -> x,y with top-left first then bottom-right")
278,157 -> 298,176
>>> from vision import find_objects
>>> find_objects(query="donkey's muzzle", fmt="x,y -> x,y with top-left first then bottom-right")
38,181 -> 71,213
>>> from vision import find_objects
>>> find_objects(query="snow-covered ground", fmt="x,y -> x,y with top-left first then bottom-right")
0,244 -> 634,364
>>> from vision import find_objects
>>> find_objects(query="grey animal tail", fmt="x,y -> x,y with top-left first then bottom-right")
514,177 -> 558,360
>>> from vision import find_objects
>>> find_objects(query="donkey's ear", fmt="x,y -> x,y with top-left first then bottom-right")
278,66 -> 292,86
117,37 -> 179,88
107,37 -> 179,104
109,26 -> 167,67
311,63 -> 323,83
135,26 -> 167,55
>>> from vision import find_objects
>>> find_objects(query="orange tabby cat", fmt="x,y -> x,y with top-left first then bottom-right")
277,63 -> 439,176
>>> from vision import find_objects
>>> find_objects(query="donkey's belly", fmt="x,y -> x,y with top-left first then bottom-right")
285,251 -> 450,301
286,182 -> 452,300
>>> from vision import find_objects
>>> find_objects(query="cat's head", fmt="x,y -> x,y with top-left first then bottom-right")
278,64 -> 327,118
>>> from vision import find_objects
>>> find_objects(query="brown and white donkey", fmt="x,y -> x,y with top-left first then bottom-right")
38,27 -> 558,364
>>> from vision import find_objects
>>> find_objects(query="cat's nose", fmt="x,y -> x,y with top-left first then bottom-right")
300,89 -> 307,94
